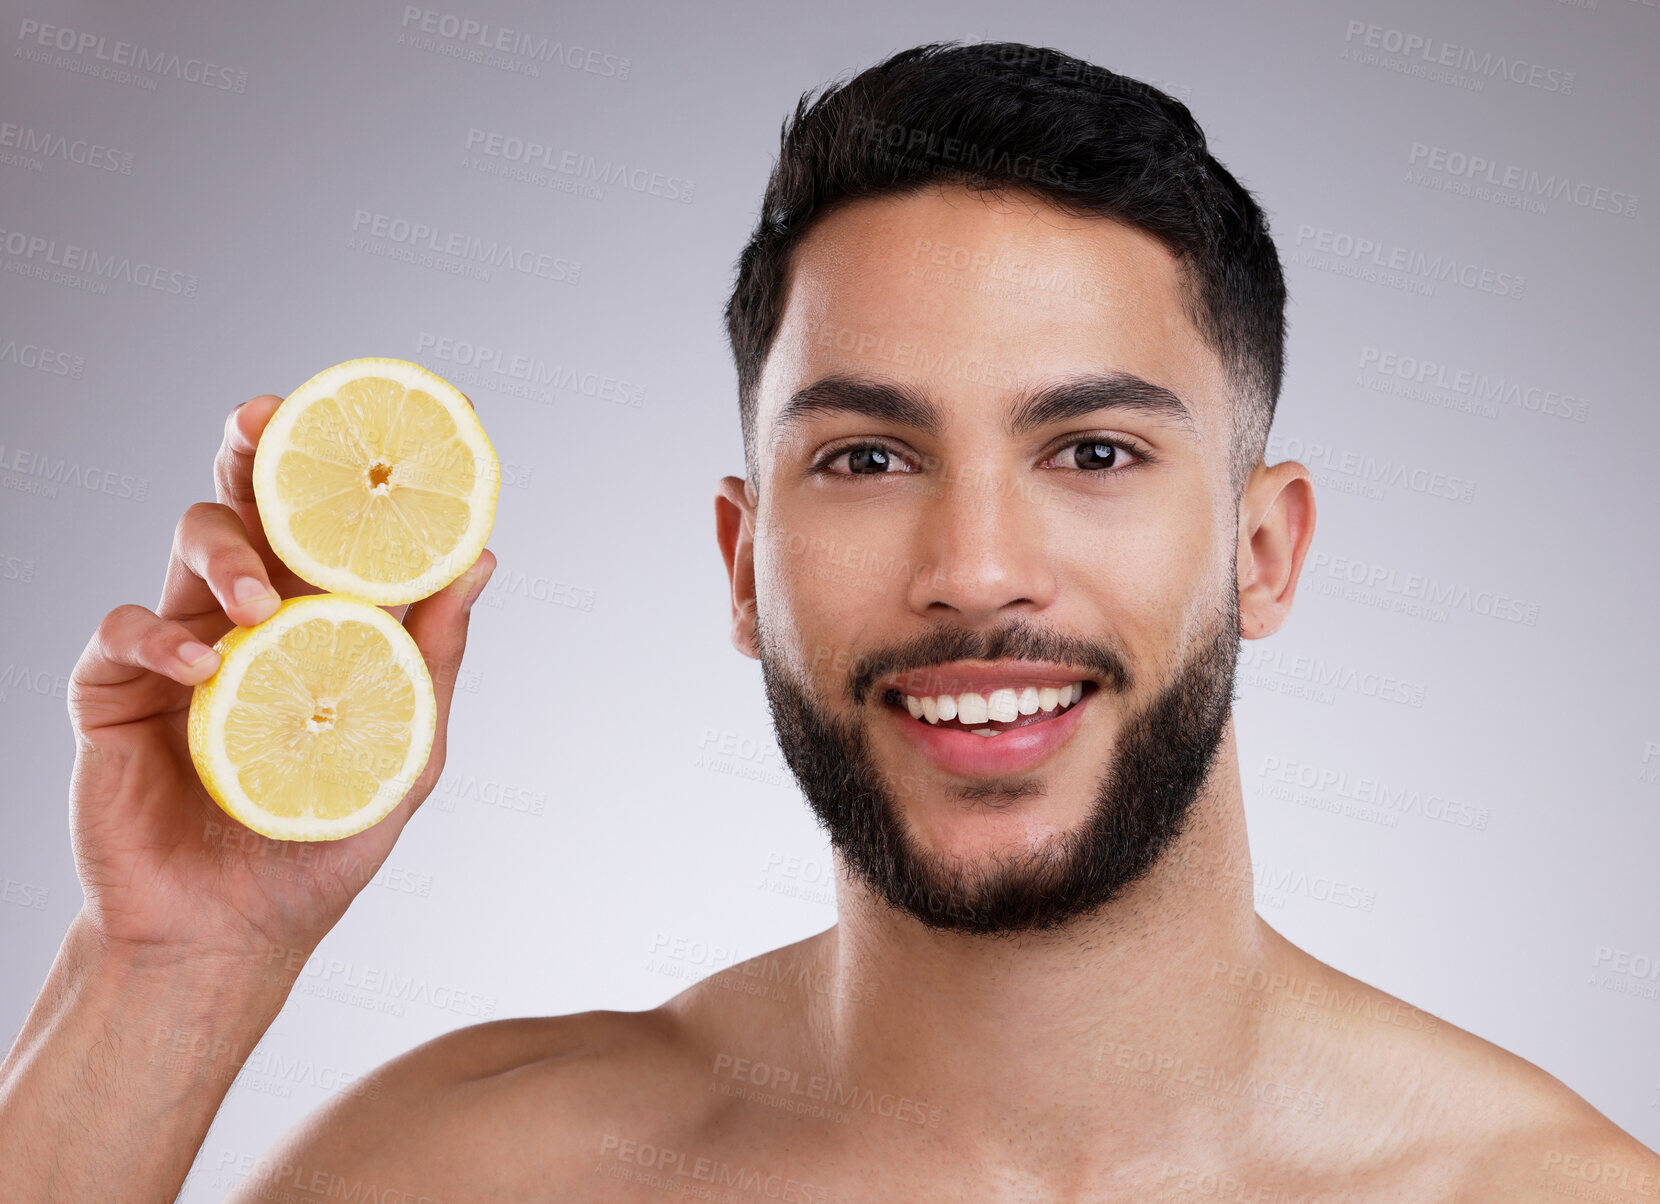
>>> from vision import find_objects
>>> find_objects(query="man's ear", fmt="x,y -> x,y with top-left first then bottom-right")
1236,459 -> 1317,640
715,475 -> 760,660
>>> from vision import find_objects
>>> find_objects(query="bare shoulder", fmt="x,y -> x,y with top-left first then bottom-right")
1435,1019 -> 1660,1202
222,1005 -> 710,1203
1408,995 -> 1660,1199
1256,929 -> 1660,1198
1446,1100 -> 1660,1202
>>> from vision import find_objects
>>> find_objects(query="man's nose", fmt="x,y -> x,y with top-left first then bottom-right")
904,464 -> 1059,623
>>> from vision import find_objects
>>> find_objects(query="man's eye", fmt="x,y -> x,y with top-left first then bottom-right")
1046,439 -> 1145,472
816,439 -> 1146,476
818,445 -> 915,475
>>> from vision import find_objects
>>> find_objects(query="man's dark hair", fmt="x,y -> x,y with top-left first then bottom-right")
723,40 -> 1288,498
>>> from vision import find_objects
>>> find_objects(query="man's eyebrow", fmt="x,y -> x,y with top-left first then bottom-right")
772,371 -> 1196,443
1007,372 -> 1196,438
773,374 -> 945,442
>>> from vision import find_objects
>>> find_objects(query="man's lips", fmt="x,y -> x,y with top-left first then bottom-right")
881,678 -> 1097,777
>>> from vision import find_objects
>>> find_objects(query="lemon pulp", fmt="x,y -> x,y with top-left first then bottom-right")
254,358 -> 499,606
189,594 -> 437,841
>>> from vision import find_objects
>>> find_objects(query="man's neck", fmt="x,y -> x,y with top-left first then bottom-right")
806,749 -> 1288,1174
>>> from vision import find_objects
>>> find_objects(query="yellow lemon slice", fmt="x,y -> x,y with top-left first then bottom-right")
188,593 -> 437,841
253,357 -> 500,606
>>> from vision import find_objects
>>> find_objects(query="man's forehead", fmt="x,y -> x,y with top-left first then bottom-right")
756,183 -> 1223,442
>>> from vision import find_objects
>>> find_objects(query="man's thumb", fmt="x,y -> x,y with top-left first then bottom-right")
447,550 -> 497,615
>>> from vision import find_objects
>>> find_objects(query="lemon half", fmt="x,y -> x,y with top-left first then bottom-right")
253,358 -> 500,606
188,593 -> 438,842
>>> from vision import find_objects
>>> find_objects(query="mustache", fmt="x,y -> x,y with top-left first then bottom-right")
846,618 -> 1131,706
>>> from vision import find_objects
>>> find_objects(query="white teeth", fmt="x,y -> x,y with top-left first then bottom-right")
901,682 -> 1088,724
971,729 -> 1000,737
986,688 -> 1019,723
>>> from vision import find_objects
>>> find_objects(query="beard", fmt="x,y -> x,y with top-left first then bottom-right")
754,580 -> 1241,935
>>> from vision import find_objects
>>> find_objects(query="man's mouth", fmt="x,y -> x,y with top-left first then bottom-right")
874,661 -> 1104,775
882,681 -> 1097,737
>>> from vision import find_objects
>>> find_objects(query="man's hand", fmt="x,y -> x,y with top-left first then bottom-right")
0,391 -> 495,1203
67,392 -> 494,959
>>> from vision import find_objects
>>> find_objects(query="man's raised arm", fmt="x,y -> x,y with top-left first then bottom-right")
0,393 -> 494,1201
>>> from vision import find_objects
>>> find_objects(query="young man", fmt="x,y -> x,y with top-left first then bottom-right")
4,40 -> 1655,1202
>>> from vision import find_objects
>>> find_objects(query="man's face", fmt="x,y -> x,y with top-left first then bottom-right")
727,182 -> 1249,933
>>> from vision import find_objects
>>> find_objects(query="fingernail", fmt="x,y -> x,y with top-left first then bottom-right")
232,576 -> 279,621
233,576 -> 272,604
178,641 -> 218,669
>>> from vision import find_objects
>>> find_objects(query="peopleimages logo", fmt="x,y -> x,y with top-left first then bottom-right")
1341,20 -> 1575,93
348,210 -> 580,284
1357,346 -> 1590,423
1306,550 -> 1540,626
463,128 -> 693,203
1258,755 -> 1492,830
0,339 -> 84,378
415,331 -> 644,409
1407,143 -> 1637,218
1237,644 -> 1428,708
15,19 -> 249,92
1266,433 -> 1475,504
0,440 -> 150,502
0,120 -> 134,174
0,226 -> 198,298
398,7 -> 631,79
1292,224 -> 1524,299
851,114 -> 1077,188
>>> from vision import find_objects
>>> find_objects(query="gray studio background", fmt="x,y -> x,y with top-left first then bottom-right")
2,0 -> 1657,1185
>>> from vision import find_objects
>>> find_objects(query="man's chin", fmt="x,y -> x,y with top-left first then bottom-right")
841,825 -> 1116,935
829,780 -> 1121,934
885,781 -> 1098,865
